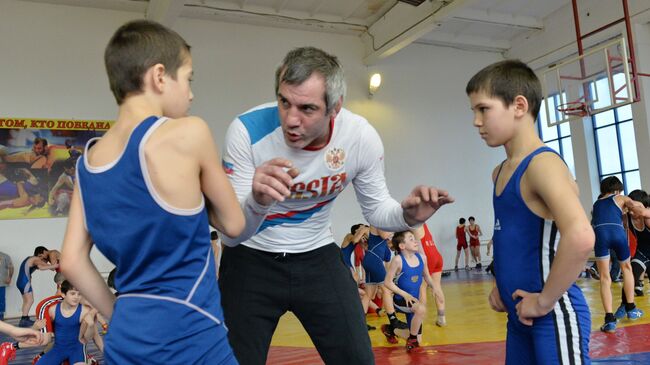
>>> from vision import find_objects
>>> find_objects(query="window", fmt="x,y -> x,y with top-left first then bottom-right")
537,94 -> 576,177
591,76 -> 640,194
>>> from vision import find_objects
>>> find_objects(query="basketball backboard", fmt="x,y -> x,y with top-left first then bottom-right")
540,37 -> 634,127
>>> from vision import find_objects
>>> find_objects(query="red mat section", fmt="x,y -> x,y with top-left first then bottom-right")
268,322 -> 650,364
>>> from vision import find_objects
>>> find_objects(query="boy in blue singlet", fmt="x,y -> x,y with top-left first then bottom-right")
592,176 -> 646,332
59,20 -> 245,364
36,280 -> 95,365
466,60 -> 595,364
17,246 -> 58,327
380,231 -> 435,352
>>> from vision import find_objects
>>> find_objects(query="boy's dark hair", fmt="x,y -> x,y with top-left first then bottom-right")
105,19 -> 191,105
350,224 -> 363,235
210,230 -> 218,240
466,59 -> 542,119
600,176 -> 623,195
459,218 -> 466,224
34,246 -> 48,256
469,216 -> 475,222
628,189 -> 649,208
391,231 -> 409,254
60,280 -> 75,294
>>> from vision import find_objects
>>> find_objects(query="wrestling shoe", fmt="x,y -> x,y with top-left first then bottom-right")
380,324 -> 398,344
18,318 -> 34,328
600,321 -> 616,333
0,343 -> 16,365
627,307 -> 644,320
406,337 -> 419,352
614,305 -> 627,320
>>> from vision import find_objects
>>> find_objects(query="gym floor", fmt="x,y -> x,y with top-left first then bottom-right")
268,268 -> 650,365
2,268 -> 649,364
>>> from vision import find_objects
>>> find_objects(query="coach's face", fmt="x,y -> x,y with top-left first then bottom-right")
277,72 -> 340,150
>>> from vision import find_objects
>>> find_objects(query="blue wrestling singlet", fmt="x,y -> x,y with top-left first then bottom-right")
362,233 -> 392,284
16,258 -> 36,294
493,146 -> 590,365
37,303 -> 87,365
77,116 -> 236,364
592,195 -> 629,261
393,253 -> 423,326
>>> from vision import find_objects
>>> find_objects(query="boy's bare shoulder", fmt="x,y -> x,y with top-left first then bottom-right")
526,151 -> 577,193
159,116 -> 214,150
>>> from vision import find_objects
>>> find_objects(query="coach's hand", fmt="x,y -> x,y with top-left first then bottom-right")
402,186 -> 454,226
252,158 -> 299,206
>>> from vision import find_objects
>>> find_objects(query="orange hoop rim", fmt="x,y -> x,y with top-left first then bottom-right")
557,102 -> 589,117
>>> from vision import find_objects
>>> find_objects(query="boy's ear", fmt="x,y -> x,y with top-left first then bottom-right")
148,63 -> 167,93
513,95 -> 529,118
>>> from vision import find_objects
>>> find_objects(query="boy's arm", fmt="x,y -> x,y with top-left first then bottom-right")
514,154 -> 594,324
33,258 -> 58,271
0,321 -> 42,344
185,117 -> 245,239
79,306 -> 97,343
421,256 -> 435,288
352,226 -> 369,243
60,185 -> 115,320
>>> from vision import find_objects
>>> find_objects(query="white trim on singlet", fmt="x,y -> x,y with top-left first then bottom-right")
83,137 -> 124,173
138,117 -> 205,216
186,247 -> 211,302
117,293 -> 223,326
594,222 -> 624,229
75,158 -> 89,232
22,261 -> 32,294
541,220 -> 586,365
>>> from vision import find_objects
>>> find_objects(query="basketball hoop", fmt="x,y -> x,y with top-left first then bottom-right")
557,102 -> 589,117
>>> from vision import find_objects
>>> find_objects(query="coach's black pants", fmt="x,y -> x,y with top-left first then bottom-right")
219,243 -> 374,365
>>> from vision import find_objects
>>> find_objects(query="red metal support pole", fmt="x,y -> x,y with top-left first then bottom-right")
622,0 -> 641,101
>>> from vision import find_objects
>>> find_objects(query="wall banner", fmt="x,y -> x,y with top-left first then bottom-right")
0,117 -> 113,220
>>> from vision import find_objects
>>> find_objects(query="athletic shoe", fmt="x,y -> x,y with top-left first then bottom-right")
635,286 -> 644,297
19,318 -> 34,328
476,263 -> 482,269
600,321 -> 616,333
380,324 -> 398,344
391,318 -> 409,330
406,337 -> 419,352
0,342 -> 16,365
436,315 -> 446,327
627,307 -> 644,320
464,266 -> 470,271
375,308 -> 384,317
614,305 -> 627,320
454,266 -> 458,272
587,266 -> 599,280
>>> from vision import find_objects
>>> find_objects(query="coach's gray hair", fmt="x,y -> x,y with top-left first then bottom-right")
275,47 -> 346,114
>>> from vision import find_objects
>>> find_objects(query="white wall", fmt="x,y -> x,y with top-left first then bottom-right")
0,0 -> 501,316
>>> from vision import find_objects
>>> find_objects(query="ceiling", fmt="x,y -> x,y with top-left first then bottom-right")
21,0 -> 576,63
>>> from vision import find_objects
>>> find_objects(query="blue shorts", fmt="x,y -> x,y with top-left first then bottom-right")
36,343 -> 86,365
595,225 -> 630,261
106,295 -> 237,364
362,252 -> 386,284
505,293 -> 591,365
16,276 -> 32,295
